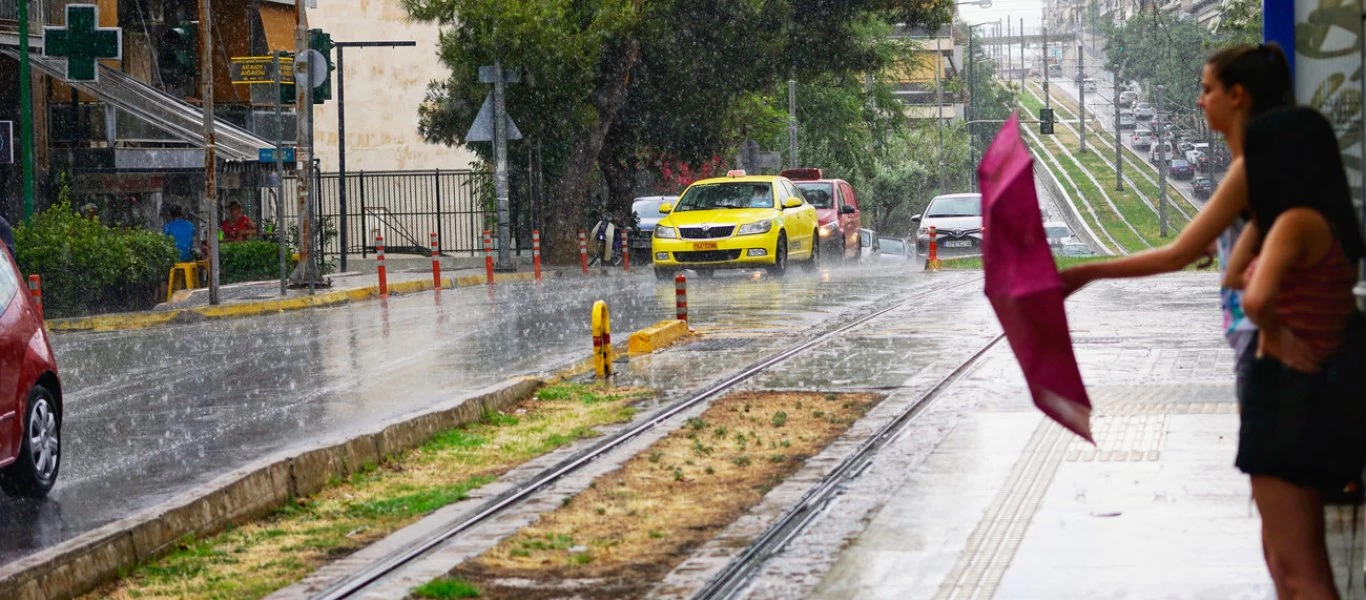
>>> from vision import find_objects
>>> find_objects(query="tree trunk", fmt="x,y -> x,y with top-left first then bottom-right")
600,126 -> 638,224
545,39 -> 643,263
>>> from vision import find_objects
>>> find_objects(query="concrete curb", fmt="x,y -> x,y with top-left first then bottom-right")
0,377 -> 542,600
45,270 -> 563,333
628,320 -> 690,356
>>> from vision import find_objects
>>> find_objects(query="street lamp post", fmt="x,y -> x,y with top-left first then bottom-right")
964,20 -> 996,193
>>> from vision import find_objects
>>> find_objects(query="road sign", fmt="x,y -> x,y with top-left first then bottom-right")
0,122 -> 13,165
43,4 -> 122,82
295,49 -> 328,88
466,92 -> 523,142
230,56 -> 294,84
259,147 -> 296,163
478,65 -> 520,84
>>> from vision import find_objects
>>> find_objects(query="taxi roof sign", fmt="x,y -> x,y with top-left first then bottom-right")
726,169 -> 747,177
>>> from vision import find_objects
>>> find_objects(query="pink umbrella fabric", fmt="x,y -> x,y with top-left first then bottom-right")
977,112 -> 1094,443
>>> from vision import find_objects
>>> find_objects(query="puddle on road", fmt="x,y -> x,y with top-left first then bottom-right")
437,390 -> 883,600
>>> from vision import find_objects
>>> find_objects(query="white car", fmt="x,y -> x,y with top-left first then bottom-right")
858,228 -> 880,262
1134,103 -> 1155,120
1132,128 -> 1155,150
1043,221 -> 1072,248
1118,90 -> 1137,108
1118,112 -> 1136,129
1081,78 -> 1098,93
913,193 -> 983,257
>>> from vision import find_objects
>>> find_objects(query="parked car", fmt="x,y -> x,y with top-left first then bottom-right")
877,237 -> 911,261
913,193 -> 983,257
0,245 -> 63,498
651,172 -> 819,279
630,195 -> 677,263
782,168 -> 862,262
1168,159 -> 1195,180
1118,112 -> 1136,130
1132,128 -> 1155,151
858,228 -> 880,263
1134,103 -> 1154,120
1192,175 -> 1215,199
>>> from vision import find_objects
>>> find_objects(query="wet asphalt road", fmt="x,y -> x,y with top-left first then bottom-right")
0,262 -> 929,565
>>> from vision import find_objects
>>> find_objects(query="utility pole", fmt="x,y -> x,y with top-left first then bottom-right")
1019,18 -> 1025,93
17,0 -> 35,221
935,30 -> 945,196
788,80 -> 798,169
200,0 -> 220,305
291,1 -> 315,289
1114,67 -> 1123,191
1077,45 -> 1086,153
1006,17 -> 1012,79
492,57 -> 513,271
273,51 -> 287,296
1157,84 -> 1168,237
1042,25 -> 1051,110
968,27 -> 976,192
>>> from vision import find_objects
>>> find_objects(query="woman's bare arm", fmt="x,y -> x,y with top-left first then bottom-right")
1060,158 -> 1248,295
1222,221 -> 1260,290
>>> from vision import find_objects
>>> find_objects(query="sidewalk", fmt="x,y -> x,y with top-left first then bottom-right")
754,273 -> 1364,599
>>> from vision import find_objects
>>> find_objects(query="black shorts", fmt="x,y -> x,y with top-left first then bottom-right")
1236,351 -> 1366,493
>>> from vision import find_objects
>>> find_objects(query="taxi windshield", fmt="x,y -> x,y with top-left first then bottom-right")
675,183 -> 773,211
793,183 -> 834,209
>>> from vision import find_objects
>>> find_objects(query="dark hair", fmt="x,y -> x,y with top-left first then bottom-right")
1244,106 -> 1365,263
168,204 -> 183,218
228,200 -> 242,210
1205,43 -> 1295,117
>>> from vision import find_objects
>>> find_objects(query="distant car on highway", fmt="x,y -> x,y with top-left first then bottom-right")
877,237 -> 911,261
1060,239 -> 1093,256
914,193 -> 983,257
1168,159 -> 1195,180
1118,90 -> 1137,108
1134,103 -> 1154,120
1118,112 -> 1136,129
0,245 -> 63,498
783,168 -> 862,262
1132,128 -> 1155,150
1192,175 -> 1215,199
651,172 -> 819,278
858,228 -> 880,263
1149,141 -> 1173,164
631,196 -> 677,263
1043,221 -> 1072,248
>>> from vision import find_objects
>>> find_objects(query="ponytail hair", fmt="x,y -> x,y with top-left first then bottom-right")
1206,43 -> 1295,117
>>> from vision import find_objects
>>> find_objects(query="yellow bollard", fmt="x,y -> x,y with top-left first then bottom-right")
592,300 -> 612,379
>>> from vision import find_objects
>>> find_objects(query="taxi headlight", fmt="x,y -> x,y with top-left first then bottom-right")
737,220 -> 773,236
655,226 -> 678,239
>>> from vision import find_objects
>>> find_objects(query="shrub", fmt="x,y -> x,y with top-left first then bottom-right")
220,241 -> 296,284
15,198 -> 178,318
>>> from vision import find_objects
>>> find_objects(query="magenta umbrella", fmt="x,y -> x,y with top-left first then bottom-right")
977,112 -> 1094,443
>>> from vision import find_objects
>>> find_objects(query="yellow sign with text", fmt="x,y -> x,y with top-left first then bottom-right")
229,56 -> 294,85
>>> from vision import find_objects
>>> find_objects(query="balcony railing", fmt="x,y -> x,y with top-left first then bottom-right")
0,1 -> 44,28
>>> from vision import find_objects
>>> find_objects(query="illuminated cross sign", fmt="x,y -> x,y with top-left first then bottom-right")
44,4 -> 122,82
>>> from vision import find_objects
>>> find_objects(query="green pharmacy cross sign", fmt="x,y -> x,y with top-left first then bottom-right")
44,4 -> 122,82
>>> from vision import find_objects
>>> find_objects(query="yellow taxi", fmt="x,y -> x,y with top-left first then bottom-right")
651,172 -> 820,278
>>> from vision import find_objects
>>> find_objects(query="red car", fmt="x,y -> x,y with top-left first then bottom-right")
781,168 -> 862,261
0,246 -> 63,498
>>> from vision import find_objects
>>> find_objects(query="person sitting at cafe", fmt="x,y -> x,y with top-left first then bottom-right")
221,201 -> 257,242
163,205 -> 196,261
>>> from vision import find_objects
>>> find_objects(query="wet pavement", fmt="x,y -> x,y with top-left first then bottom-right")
0,262 -> 927,566
740,273 -> 1364,599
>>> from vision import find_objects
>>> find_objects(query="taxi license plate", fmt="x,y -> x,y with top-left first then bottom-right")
693,242 -> 719,250
944,240 -> 972,248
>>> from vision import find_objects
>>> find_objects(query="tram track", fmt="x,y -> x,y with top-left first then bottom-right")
309,276 -> 987,600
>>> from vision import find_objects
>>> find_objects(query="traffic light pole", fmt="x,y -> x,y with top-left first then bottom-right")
334,41 -> 415,274
200,0 -> 220,305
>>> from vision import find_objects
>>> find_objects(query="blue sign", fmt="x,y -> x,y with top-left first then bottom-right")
0,121 -> 12,165
259,147 -> 296,163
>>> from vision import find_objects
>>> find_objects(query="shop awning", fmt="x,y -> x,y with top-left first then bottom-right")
257,4 -> 297,53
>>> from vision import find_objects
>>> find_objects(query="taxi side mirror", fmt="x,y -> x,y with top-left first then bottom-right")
659,203 -> 672,214
782,197 -> 803,209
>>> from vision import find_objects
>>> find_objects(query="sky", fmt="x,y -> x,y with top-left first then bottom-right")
956,0 -> 1048,34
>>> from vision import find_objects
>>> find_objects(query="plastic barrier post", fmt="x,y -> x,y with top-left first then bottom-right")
675,273 -> 687,323
592,300 -> 612,378
926,226 -> 941,272
27,275 -> 42,322
532,229 -> 543,282
430,232 -> 441,289
377,234 -> 389,297
620,228 -> 630,272
483,230 -> 495,285
579,230 -> 589,275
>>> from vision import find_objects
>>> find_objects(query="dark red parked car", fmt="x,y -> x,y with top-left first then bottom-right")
782,168 -> 863,261
0,246 -> 63,498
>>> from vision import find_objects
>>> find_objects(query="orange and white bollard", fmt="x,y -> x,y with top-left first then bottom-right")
620,228 -> 631,272
592,300 -> 612,378
675,273 -> 687,323
532,229 -> 543,282
483,230 -> 495,285
926,226 -> 941,272
27,275 -> 42,322
430,232 -> 442,289
376,234 -> 389,297
578,230 -> 589,275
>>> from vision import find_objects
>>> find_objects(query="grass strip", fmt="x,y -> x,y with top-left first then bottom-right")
939,255 -> 1111,270
85,383 -> 656,600
447,391 -> 882,598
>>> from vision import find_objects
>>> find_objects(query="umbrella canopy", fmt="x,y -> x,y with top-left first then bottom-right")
978,112 -> 1094,443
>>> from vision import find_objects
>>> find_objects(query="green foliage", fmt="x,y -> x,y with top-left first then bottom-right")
413,578 -> 482,599
15,192 -> 178,318
219,241 -> 295,284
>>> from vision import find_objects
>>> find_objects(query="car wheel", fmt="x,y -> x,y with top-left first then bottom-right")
0,385 -> 61,498
803,230 -> 821,271
768,232 -> 788,276
653,267 -> 674,281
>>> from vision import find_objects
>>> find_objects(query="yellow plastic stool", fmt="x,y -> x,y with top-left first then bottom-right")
167,262 -> 200,302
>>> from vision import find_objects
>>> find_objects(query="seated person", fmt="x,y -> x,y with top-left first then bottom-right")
163,205 -> 196,261
221,201 -> 257,242
749,185 -> 772,208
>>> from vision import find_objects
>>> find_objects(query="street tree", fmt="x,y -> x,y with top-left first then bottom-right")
1102,13 -> 1213,126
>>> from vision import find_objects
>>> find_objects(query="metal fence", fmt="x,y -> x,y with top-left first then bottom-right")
267,169 -> 498,258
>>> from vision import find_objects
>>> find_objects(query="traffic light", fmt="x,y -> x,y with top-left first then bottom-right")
1040,108 -> 1055,135
158,24 -> 197,89
308,29 -> 335,104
